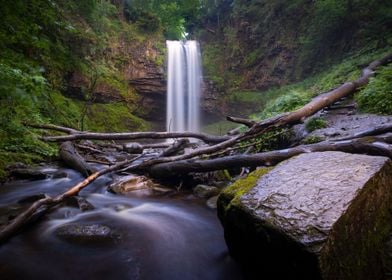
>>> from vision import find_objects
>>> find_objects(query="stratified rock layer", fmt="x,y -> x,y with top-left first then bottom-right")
218,151 -> 392,280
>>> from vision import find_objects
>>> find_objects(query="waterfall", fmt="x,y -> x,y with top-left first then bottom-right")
166,40 -> 202,132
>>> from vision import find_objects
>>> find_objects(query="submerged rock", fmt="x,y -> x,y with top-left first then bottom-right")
206,195 -> 219,209
55,224 -> 115,244
218,152 -> 392,280
64,196 -> 95,211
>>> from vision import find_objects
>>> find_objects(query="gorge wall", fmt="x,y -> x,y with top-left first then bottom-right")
196,0 -> 392,116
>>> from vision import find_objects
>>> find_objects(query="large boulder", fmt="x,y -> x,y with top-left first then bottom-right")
218,152 -> 392,280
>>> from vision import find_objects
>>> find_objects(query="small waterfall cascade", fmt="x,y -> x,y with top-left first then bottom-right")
166,40 -> 202,132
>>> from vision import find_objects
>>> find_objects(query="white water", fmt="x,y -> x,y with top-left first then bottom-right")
166,40 -> 202,132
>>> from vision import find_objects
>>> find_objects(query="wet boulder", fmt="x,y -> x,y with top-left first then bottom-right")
218,152 -> 392,280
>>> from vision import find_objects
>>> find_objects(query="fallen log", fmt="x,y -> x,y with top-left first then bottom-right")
59,141 -> 96,177
148,133 -> 392,177
0,154 -> 143,244
41,129 -> 231,144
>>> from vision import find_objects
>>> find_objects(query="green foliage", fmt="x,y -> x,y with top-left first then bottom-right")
305,117 -> 328,132
356,65 -> 392,115
0,63 -> 52,151
125,0 -> 203,39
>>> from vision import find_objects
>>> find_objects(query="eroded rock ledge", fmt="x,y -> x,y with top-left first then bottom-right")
218,151 -> 392,279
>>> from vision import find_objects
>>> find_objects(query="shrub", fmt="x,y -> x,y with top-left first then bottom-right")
356,65 -> 392,115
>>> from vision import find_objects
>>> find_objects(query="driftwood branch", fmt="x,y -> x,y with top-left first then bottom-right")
0,154 -> 143,244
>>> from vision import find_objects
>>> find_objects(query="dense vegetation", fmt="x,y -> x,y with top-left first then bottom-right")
0,0 -> 168,177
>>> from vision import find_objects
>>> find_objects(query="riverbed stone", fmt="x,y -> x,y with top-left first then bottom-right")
55,224 -> 115,244
123,142 -> 143,154
193,184 -> 220,198
218,151 -> 392,280
108,175 -> 171,196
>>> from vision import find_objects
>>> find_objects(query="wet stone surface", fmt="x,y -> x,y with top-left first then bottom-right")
219,151 -> 392,280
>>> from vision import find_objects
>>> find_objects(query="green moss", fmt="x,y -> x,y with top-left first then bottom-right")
305,117 -> 328,132
222,167 -> 272,207
85,103 -> 150,132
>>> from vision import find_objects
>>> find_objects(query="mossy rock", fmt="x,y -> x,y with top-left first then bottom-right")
218,152 -> 392,279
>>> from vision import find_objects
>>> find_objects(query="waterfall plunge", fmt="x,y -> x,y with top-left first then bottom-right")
166,40 -> 202,132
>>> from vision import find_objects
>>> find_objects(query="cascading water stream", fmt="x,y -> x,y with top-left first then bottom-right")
166,40 -> 202,133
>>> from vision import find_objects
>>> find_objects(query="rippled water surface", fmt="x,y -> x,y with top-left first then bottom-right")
0,167 -> 242,280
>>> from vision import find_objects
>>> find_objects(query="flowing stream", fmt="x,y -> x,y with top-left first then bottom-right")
166,40 -> 201,133
0,166 -> 242,280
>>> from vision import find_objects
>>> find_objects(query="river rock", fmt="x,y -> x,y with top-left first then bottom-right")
218,151 -> 392,280
193,184 -> 220,198
8,168 -> 48,180
108,175 -> 171,196
55,224 -> 115,244
123,142 -> 143,154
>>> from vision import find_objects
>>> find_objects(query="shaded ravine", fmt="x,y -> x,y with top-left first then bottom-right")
0,167 -> 242,280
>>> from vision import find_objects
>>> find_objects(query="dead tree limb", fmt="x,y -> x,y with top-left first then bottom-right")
0,155 -> 143,244
147,133 -> 392,177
